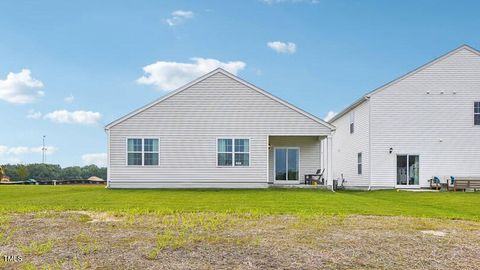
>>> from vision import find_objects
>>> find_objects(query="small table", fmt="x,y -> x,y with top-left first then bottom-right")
304,175 -> 324,185
439,182 -> 448,192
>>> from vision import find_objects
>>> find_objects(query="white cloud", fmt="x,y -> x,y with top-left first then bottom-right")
64,95 -> 75,104
267,41 -> 297,54
137,57 -> 246,91
173,10 -> 194,17
324,111 -> 337,122
43,110 -> 102,125
4,146 -> 30,155
0,69 -> 44,104
26,109 -> 42,119
81,153 -> 107,167
0,145 -> 57,164
166,10 -> 194,26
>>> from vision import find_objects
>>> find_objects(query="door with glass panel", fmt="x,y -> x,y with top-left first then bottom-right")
275,148 -> 299,182
396,155 -> 419,186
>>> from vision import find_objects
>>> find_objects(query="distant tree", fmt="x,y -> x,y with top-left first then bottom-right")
16,165 -> 29,181
62,166 -> 82,180
98,167 -> 107,180
80,164 -> 100,179
3,164 -> 18,181
0,163 -> 107,180
27,164 -> 62,180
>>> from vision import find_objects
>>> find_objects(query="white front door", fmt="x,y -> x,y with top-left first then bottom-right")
274,147 -> 300,183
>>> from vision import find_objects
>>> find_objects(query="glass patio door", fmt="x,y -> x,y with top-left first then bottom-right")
275,148 -> 299,182
396,155 -> 419,186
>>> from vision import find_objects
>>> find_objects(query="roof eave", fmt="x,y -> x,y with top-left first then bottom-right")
329,96 -> 369,123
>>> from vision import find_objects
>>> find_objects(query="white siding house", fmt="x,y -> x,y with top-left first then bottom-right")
105,69 -> 334,188
329,45 -> 480,189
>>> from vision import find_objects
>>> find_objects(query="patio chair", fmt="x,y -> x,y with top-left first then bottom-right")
429,176 -> 441,190
447,176 -> 455,191
305,169 -> 325,185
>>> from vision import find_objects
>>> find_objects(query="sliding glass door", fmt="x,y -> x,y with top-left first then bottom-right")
396,155 -> 419,186
275,148 -> 299,182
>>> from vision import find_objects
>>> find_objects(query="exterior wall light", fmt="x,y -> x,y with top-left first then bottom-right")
389,147 -> 393,154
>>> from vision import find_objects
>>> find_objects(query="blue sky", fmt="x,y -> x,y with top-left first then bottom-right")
0,0 -> 479,167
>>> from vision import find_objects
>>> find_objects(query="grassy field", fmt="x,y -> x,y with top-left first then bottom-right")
0,185 -> 479,220
1,186 -> 480,269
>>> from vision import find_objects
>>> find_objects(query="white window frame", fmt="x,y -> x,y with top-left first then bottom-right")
349,112 -> 355,134
474,101 -> 480,126
395,154 -> 420,188
126,138 -> 160,166
216,138 -> 250,167
273,147 -> 300,183
357,152 -> 362,175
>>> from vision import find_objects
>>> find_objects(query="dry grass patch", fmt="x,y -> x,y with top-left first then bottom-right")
0,212 -> 479,269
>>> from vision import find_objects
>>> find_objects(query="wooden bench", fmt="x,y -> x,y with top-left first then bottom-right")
454,177 -> 480,192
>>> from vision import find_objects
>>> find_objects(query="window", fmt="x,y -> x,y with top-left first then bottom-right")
217,138 -> 249,166
127,139 -> 142,165
349,112 -> 355,134
475,102 -> 480,126
127,138 -> 159,166
234,139 -> 249,166
144,139 -> 159,165
217,139 -> 233,166
357,152 -> 362,175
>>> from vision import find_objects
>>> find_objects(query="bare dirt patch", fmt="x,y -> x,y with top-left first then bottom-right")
0,212 -> 479,269
421,230 -> 447,237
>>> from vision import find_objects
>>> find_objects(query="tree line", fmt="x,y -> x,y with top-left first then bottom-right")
1,164 -> 107,181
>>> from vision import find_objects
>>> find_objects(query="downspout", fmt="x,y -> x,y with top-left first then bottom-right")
331,134 -> 335,192
326,134 -> 334,192
367,96 -> 372,191
105,128 -> 110,189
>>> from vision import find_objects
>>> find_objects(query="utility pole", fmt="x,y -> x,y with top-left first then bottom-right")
42,135 -> 47,164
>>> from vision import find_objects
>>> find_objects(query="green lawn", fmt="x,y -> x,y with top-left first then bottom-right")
0,185 -> 479,220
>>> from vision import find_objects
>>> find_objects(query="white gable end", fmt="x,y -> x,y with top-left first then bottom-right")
111,70 -> 333,134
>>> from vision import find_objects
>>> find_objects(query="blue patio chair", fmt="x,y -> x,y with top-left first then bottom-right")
448,176 -> 455,190
429,176 -> 441,190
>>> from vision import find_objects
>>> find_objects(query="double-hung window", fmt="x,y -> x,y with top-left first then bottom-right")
357,152 -> 362,175
217,138 -> 249,166
144,139 -> 159,165
475,102 -> 480,126
127,138 -> 159,166
234,139 -> 249,166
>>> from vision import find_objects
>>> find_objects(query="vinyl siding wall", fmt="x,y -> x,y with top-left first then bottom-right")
330,100 -> 370,187
369,48 -> 480,187
108,72 -> 331,188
